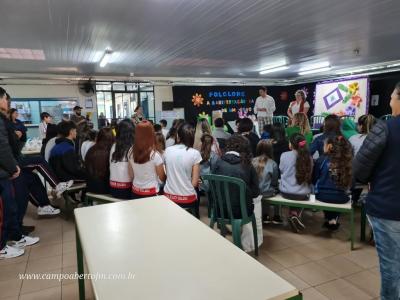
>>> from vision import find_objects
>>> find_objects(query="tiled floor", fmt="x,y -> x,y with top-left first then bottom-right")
0,202 -> 380,300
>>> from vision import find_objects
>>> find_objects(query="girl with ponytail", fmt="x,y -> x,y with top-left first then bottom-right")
313,135 -> 353,230
279,133 -> 313,232
349,114 -> 377,155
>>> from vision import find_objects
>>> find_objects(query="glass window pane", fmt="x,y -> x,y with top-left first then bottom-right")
40,100 -> 78,123
126,83 -> 138,91
96,82 -> 111,91
10,100 -> 40,124
140,92 -> 155,121
139,84 -> 154,91
112,82 -> 126,91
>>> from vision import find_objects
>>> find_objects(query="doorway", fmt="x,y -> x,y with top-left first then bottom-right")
113,93 -> 138,119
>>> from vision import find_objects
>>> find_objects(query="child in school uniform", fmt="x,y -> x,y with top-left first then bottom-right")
163,123 -> 202,209
130,121 -> 166,199
279,133 -> 313,233
252,140 -> 281,224
313,135 -> 353,230
109,119 -> 135,199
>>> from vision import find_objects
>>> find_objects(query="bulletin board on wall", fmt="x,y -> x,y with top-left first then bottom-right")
315,77 -> 369,119
172,84 -> 316,124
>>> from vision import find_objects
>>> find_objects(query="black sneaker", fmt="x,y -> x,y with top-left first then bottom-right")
288,217 -> 299,233
291,215 -> 305,230
272,215 -> 284,225
327,222 -> 340,231
263,215 -> 272,224
21,225 -> 35,235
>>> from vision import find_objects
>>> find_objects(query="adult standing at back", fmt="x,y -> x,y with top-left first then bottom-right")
254,87 -> 276,134
70,106 -> 85,125
287,90 -> 310,120
353,82 -> 400,300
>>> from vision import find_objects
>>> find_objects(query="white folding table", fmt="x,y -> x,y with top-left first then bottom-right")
75,196 -> 301,300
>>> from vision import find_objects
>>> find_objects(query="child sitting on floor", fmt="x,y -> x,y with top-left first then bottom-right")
313,135 -> 353,231
279,133 -> 313,233
252,140 -> 281,224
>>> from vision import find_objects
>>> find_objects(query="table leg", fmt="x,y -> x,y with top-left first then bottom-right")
75,227 -> 85,300
360,202 -> 367,242
350,209 -> 355,250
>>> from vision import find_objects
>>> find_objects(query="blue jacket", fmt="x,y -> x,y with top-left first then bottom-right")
353,117 -> 400,221
313,155 -> 349,203
49,138 -> 86,181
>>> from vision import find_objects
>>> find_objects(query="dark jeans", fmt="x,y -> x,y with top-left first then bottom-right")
0,178 -> 22,248
13,170 -> 51,226
110,187 -> 132,200
18,155 -> 59,188
316,195 -> 349,221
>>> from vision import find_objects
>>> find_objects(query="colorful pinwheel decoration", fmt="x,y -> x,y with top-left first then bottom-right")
345,105 -> 356,116
192,93 -> 204,107
351,94 -> 362,107
348,82 -> 359,95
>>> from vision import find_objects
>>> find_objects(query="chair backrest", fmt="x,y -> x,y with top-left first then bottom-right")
272,115 -> 289,127
340,115 -> 355,122
202,174 -> 249,222
380,114 -> 393,121
310,115 -> 325,129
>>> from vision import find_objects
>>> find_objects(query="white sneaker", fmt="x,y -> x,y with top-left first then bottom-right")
9,235 -> 40,248
0,245 -> 25,259
55,180 -> 74,197
38,205 -> 61,216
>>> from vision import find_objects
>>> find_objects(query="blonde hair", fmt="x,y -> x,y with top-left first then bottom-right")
193,118 -> 212,150
292,112 -> 311,135
295,90 -> 306,101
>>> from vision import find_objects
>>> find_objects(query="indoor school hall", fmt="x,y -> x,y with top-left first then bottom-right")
0,1 -> 400,300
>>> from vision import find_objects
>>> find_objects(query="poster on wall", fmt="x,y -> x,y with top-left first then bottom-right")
315,77 -> 369,120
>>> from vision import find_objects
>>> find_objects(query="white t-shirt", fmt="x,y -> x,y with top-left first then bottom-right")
38,122 -> 47,140
130,151 -> 164,195
109,144 -> 133,189
164,144 -> 202,201
254,95 -> 276,118
165,137 -> 175,148
44,137 -> 57,162
349,134 -> 366,156
289,100 -> 310,115
162,128 -> 168,139
81,141 -> 95,161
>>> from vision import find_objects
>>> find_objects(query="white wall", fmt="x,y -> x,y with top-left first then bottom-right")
154,85 -> 173,110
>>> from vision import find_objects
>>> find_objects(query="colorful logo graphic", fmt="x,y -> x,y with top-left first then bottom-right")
323,88 -> 343,110
192,93 -> 204,107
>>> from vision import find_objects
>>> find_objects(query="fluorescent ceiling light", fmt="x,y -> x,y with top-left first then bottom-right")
299,67 -> 331,76
387,63 -> 400,68
99,50 -> 113,68
299,61 -> 330,72
259,65 -> 289,75
0,48 -> 45,60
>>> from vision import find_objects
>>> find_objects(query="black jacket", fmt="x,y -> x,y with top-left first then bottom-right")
353,118 -> 400,220
212,153 -> 260,218
49,138 -> 86,181
0,114 -> 18,179
243,132 -> 260,157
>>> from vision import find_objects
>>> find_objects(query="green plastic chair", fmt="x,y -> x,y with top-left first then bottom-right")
310,115 -> 325,129
202,174 -> 259,256
380,114 -> 393,121
272,115 -> 289,127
